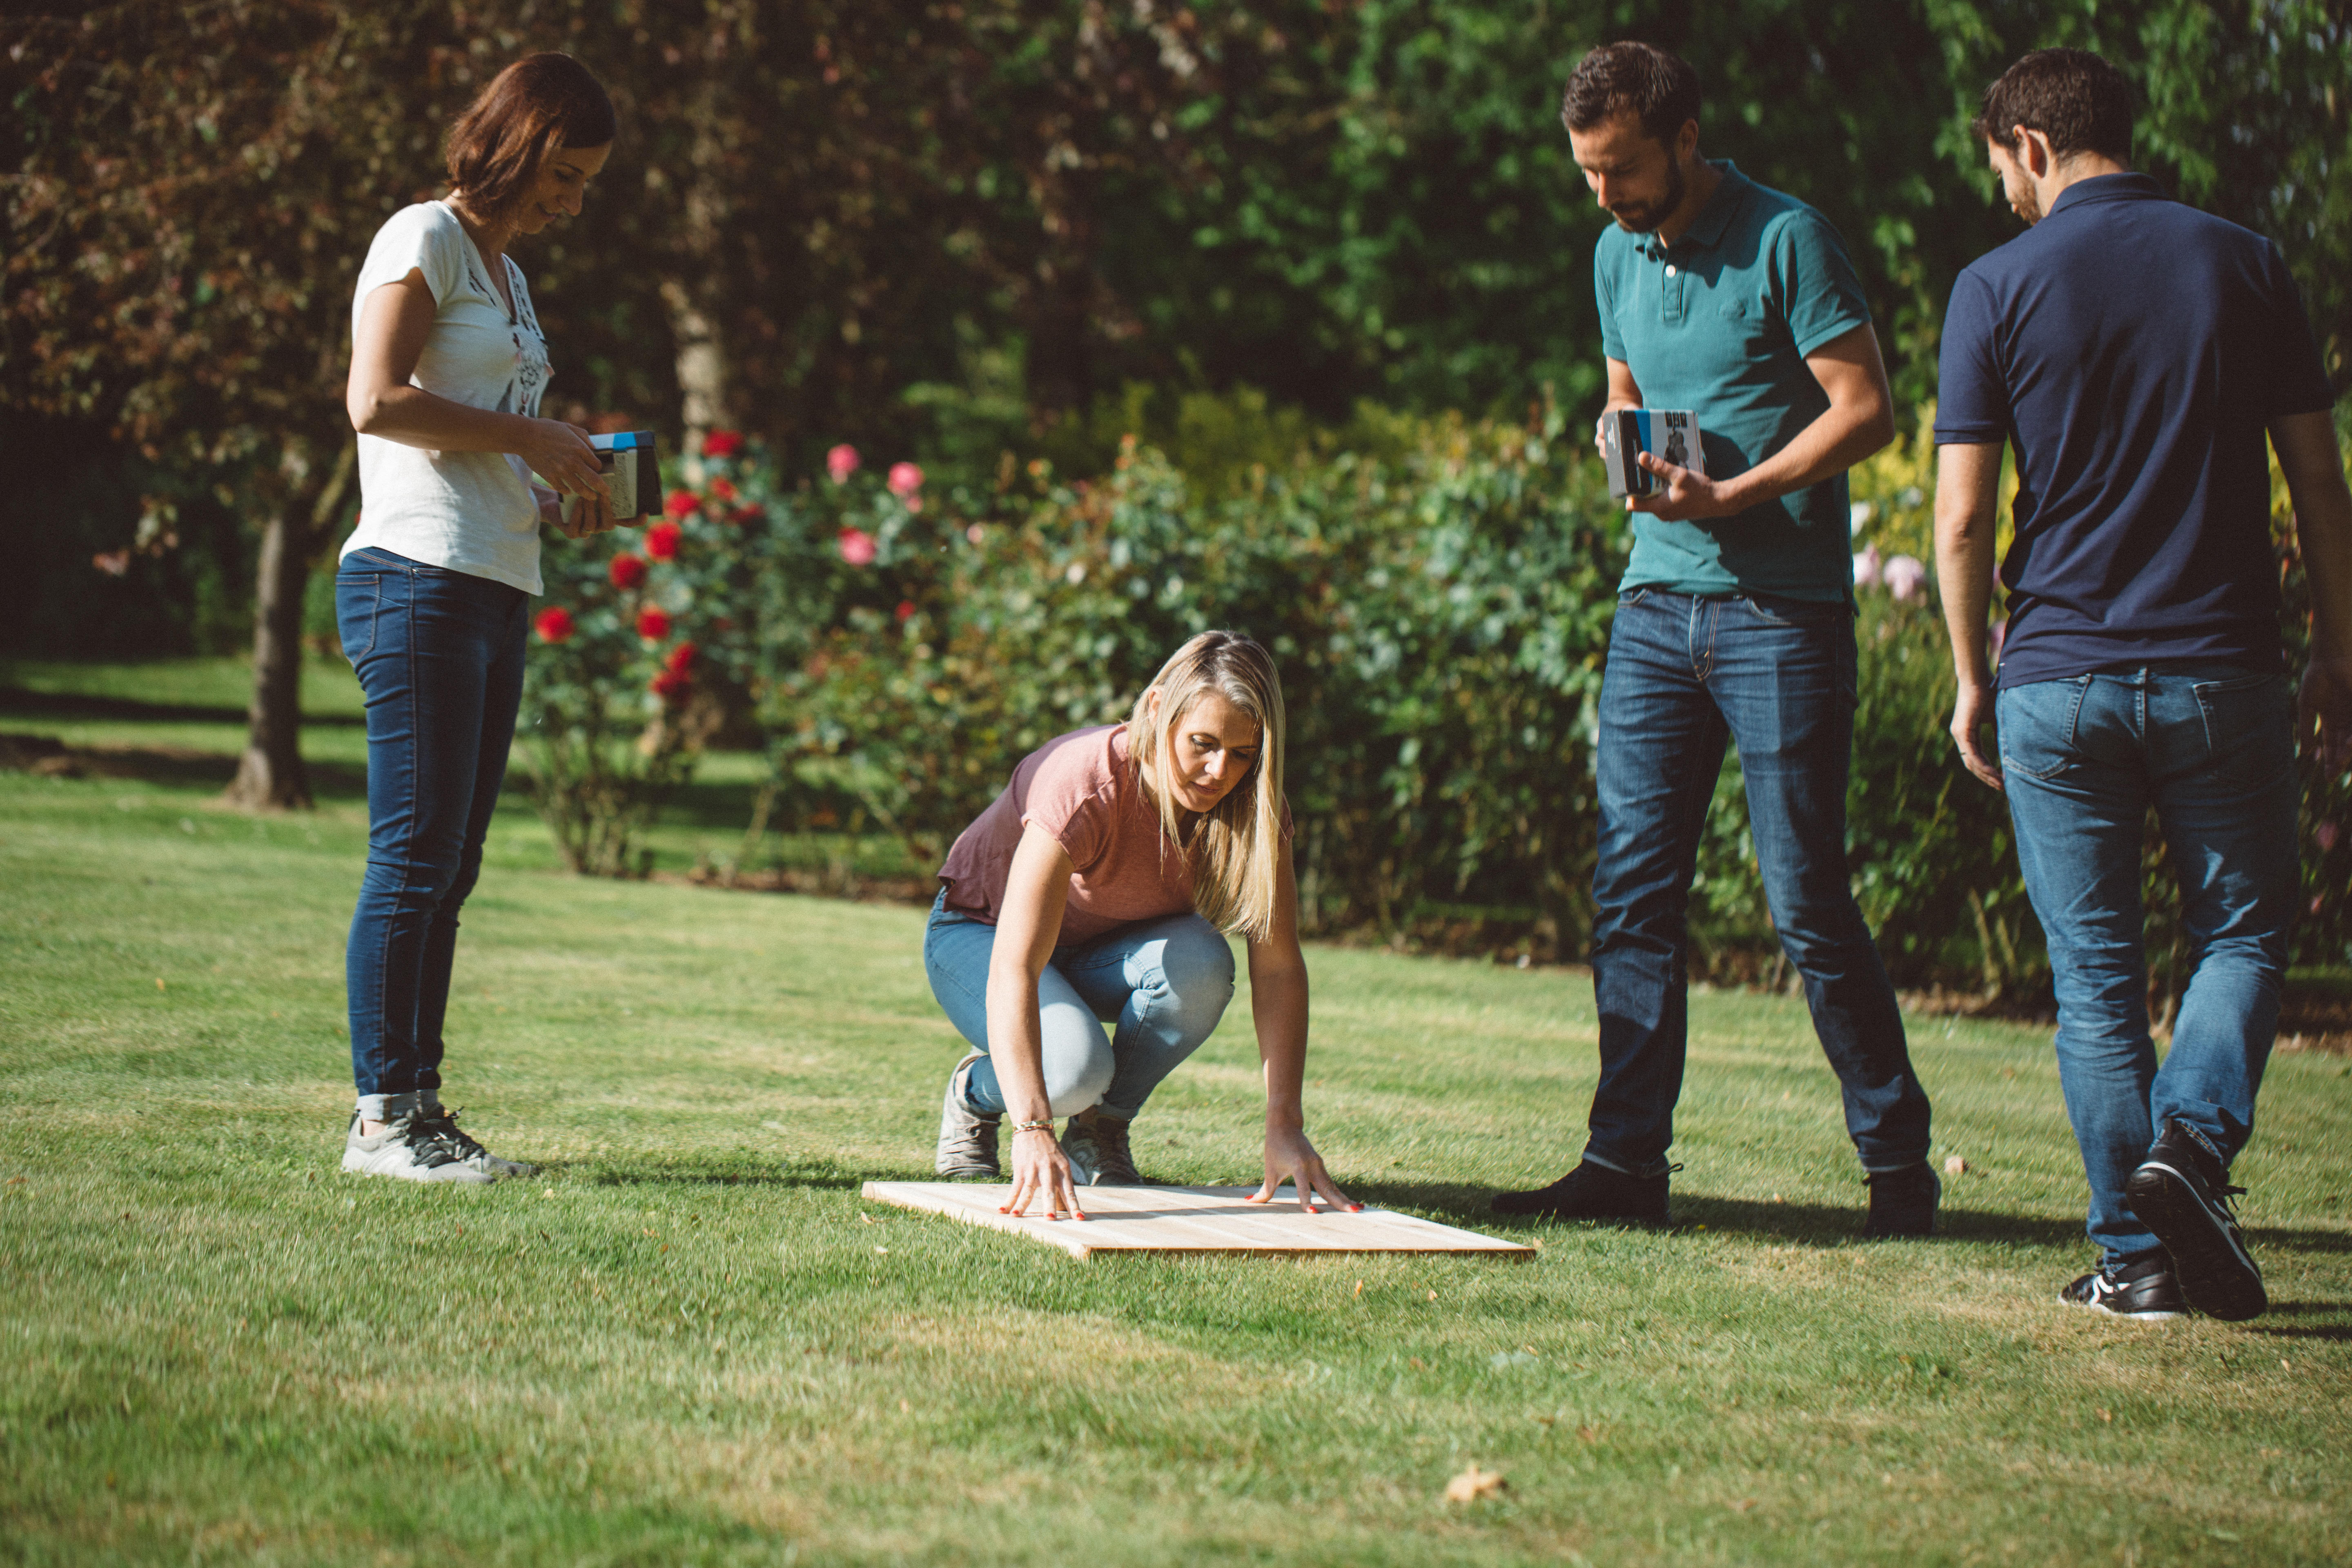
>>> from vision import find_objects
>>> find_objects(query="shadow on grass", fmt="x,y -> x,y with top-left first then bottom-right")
1353,1181 -> 2352,1260
563,1154 -> 861,1189
0,688 -> 365,727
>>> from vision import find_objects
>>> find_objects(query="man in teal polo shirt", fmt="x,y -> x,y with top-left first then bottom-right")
1494,41 -> 1938,1232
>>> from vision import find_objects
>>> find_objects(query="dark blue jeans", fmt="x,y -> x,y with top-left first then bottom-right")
336,547 -> 528,1107
1998,667 -> 2298,1263
1586,590 -> 1931,1175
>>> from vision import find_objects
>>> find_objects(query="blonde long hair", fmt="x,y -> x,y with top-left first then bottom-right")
1125,631 -> 1288,940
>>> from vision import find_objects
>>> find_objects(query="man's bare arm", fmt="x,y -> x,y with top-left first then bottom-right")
1629,323 -> 1895,522
1934,441 -> 2007,791
2272,409 -> 2352,771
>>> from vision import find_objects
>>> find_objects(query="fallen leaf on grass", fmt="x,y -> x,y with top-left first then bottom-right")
1944,1156 -> 1969,1176
2097,1408 -> 2113,1423
1577,1425 -> 1604,1444
1444,1464 -> 1507,1503
1731,1499 -> 1757,1514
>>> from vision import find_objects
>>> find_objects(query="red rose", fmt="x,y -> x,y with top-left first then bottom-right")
534,606 -> 575,644
886,461 -> 924,497
894,599 -> 916,623
635,606 -> 672,640
702,429 -> 744,459
665,641 -> 699,674
650,668 -> 691,703
729,504 -> 764,526
646,521 -> 683,561
608,554 -> 646,590
837,527 -> 876,566
826,443 -> 860,483
707,477 -> 738,502
663,489 -> 699,520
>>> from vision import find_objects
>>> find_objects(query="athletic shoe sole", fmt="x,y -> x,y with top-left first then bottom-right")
2124,1160 -> 2267,1322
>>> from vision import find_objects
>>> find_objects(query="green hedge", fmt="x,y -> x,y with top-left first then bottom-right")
519,412 -> 2352,999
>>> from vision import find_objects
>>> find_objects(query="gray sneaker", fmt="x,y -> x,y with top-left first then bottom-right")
935,1052 -> 1001,1179
1060,1111 -> 1144,1186
342,1111 -> 495,1184
417,1106 -> 537,1178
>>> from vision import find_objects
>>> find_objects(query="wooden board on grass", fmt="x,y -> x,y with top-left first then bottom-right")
861,1181 -> 1535,1261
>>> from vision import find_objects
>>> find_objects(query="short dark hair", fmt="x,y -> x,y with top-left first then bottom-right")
1969,48 -> 2132,163
445,53 -> 617,220
1561,42 -> 1701,147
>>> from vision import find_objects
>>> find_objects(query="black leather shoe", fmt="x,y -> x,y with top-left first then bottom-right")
2125,1118 -> 2266,1321
1490,1160 -> 1672,1224
2061,1247 -> 2186,1320
1862,1161 -> 1940,1238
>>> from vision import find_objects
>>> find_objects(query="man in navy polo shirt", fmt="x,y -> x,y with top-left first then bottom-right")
1933,49 -> 2352,1322
1493,43 -> 1939,1235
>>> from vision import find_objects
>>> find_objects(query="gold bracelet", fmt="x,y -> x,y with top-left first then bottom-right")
1011,1118 -> 1055,1134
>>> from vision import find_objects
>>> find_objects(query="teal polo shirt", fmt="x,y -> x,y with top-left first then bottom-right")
1595,161 -> 1875,602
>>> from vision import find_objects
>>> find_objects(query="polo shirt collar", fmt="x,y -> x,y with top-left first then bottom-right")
1647,160 -> 1751,259
2047,171 -> 2167,218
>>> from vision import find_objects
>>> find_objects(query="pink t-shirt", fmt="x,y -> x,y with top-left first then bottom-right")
939,724 -> 1281,947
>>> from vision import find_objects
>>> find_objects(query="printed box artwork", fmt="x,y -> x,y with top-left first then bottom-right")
560,430 -> 661,525
1603,409 -> 1705,498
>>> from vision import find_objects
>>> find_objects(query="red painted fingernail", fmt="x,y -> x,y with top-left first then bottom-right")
1347,1204 -> 1365,1212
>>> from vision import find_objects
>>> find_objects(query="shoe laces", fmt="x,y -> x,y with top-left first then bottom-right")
387,1110 -> 463,1169
419,1107 -> 488,1163
1088,1116 -> 1140,1183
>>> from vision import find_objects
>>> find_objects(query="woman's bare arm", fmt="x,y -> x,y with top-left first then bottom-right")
988,821 -> 1084,1218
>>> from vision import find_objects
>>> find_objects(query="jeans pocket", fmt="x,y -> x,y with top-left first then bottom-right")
1996,677 -> 2090,781
2194,672 -> 2293,790
1740,591 -> 1847,628
335,573 -> 385,665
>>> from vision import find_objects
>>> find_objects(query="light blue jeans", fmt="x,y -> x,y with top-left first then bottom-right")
1998,666 -> 2299,1263
922,889 -> 1236,1119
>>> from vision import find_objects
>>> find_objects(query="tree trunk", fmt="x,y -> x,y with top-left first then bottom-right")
223,440 -> 353,812
661,276 -> 730,462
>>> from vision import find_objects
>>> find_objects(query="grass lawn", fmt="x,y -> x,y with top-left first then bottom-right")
3,663 -> 2349,1565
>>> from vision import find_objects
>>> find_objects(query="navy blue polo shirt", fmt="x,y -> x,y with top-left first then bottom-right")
1935,173 -> 2334,687
1597,162 -> 1878,602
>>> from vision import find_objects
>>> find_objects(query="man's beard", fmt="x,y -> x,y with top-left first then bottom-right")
1610,155 -> 1686,234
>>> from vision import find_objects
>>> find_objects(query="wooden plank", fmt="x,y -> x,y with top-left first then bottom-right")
860,1181 -> 1535,1261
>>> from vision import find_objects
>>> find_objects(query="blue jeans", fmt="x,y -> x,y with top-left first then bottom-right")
1586,590 -> 1931,1174
923,890 -> 1236,1119
1998,666 -> 2298,1263
336,548 -> 528,1109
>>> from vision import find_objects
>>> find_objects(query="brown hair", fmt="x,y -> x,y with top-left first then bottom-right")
445,53 -> 616,220
1561,42 -> 1701,145
1969,48 -> 2133,163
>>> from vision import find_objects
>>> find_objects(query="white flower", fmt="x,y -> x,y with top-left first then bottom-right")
1849,501 -> 1876,536
1884,555 -> 1927,601
1853,545 -> 1883,588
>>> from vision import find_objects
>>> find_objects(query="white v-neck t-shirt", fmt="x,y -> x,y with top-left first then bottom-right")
341,200 -> 552,594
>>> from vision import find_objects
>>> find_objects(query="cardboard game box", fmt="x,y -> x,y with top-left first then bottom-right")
1602,409 -> 1704,499
560,430 -> 661,525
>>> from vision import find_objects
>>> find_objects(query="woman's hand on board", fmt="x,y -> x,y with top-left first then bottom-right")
1245,1125 -> 1359,1215
1001,1125 -> 1087,1222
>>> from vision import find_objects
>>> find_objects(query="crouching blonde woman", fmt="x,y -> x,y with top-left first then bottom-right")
925,630 -> 1359,1221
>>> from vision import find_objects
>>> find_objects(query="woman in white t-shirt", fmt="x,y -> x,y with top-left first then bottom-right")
334,53 -> 617,1183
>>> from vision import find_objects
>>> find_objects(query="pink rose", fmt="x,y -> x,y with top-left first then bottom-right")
826,444 -> 860,483
1852,546 -> 1882,589
2318,820 -> 2342,853
887,461 -> 924,498
837,527 -> 876,566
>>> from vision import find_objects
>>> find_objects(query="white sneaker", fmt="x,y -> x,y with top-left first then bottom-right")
417,1106 -> 537,1178
341,1111 -> 495,1184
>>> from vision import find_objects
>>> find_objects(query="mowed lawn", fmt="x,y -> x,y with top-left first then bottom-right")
2,666 -> 2350,1566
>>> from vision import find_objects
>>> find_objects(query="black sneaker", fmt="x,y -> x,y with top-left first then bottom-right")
2124,1118 -> 2266,1322
1490,1160 -> 1672,1224
1862,1162 -> 1940,1239
2061,1247 -> 2187,1320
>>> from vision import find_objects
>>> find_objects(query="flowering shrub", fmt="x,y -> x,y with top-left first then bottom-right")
517,408 -> 2352,995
